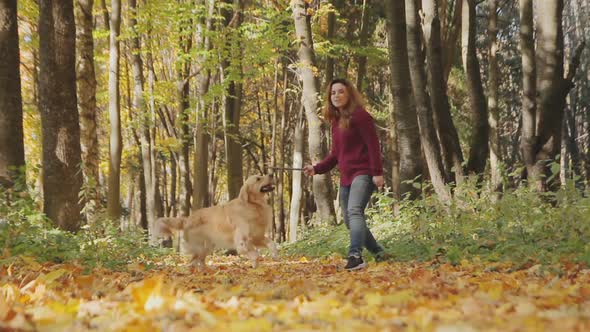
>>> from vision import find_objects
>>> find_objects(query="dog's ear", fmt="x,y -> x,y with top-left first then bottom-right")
239,183 -> 249,203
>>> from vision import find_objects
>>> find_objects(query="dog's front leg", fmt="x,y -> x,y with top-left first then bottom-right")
234,232 -> 259,268
264,237 -> 279,260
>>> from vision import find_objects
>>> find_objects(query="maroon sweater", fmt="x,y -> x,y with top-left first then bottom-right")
313,107 -> 383,186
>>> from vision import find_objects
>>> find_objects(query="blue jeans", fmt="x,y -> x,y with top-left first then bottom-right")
340,175 -> 383,257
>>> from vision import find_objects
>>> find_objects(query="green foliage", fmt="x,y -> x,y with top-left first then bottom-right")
0,193 -> 169,271
283,182 -> 590,266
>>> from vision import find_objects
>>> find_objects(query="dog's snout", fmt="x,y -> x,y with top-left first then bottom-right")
267,173 -> 274,179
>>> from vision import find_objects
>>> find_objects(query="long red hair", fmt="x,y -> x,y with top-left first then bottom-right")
323,78 -> 365,129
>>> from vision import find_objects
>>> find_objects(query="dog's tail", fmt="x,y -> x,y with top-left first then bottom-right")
154,217 -> 187,237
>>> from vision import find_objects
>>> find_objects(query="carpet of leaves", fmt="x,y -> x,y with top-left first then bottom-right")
2,254 -> 590,332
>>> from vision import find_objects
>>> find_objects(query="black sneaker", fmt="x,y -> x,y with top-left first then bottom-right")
344,255 -> 367,271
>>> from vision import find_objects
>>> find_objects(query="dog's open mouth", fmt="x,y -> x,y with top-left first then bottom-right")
260,184 -> 275,192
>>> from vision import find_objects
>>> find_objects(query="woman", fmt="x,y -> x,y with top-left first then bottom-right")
303,78 -> 388,271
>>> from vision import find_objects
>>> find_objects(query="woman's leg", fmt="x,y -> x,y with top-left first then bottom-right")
346,175 -> 383,257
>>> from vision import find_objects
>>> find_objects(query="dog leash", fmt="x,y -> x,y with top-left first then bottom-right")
269,167 -> 304,171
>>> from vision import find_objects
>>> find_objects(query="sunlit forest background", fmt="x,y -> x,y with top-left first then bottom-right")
3,1 -> 590,330
1,0 -> 589,251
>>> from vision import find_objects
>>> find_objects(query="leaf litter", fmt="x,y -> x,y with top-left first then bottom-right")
1,254 -> 590,331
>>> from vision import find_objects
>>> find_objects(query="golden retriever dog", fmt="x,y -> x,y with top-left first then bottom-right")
155,175 -> 278,269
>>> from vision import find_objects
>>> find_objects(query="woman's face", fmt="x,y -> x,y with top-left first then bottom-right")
331,83 -> 350,110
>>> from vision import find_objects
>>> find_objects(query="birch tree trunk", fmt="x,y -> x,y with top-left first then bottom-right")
487,0 -> 502,192
39,0 -> 83,231
292,0 -> 336,223
519,0 -> 537,182
107,0 -> 122,219
145,44 -> 163,219
129,0 -> 157,238
0,0 -> 25,189
289,106 -> 305,243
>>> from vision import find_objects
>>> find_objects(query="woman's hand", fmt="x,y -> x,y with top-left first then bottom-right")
303,165 -> 316,176
373,175 -> 384,189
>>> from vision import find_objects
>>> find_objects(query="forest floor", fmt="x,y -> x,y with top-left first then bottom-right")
2,254 -> 590,332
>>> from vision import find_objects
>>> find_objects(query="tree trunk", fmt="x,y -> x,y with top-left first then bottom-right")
75,0 -> 99,205
487,0 -> 502,192
192,0 -> 214,211
145,45 -> 163,219
441,0 -> 462,82
99,0 -> 109,30
385,0 -> 422,199
289,106 -> 305,243
292,0 -> 336,223
177,77 -> 192,215
129,0 -> 156,239
39,0 -> 83,231
532,0 -> 566,191
388,91 -> 400,201
422,0 -> 464,183
405,0 -> 452,204
0,0 -> 25,189
519,0 -> 537,183
355,0 -> 371,93
107,0 -> 122,219
325,0 -> 336,87
170,154 -> 178,216
176,1 -> 193,215
222,0 -> 244,200
278,65 -> 289,242
462,0 -> 489,176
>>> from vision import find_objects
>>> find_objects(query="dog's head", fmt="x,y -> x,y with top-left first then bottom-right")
239,174 -> 275,204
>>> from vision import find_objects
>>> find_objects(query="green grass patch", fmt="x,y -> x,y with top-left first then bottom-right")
283,182 -> 590,267
0,192 -> 170,271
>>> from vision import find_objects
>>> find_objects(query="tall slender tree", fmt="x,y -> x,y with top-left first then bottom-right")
385,0 -> 422,199
289,106 -> 305,242
405,0 -> 452,204
222,0 -> 244,200
75,0 -> 99,205
39,0 -> 83,231
519,0 -> 537,182
292,0 -> 336,223
176,2 -> 193,216
0,0 -> 25,189
519,0 -> 584,191
462,0 -> 489,176
422,0 -> 464,183
324,0 -> 336,87
107,0 -> 122,219
129,0 -> 157,237
487,0 -> 502,192
193,0 -> 215,210
355,0 -> 371,93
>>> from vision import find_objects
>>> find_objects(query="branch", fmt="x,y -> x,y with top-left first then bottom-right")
242,143 -> 264,174
179,67 -> 204,88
